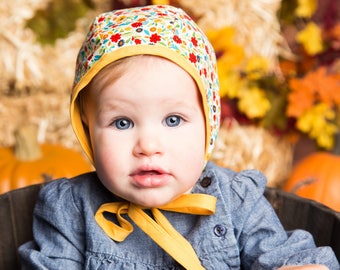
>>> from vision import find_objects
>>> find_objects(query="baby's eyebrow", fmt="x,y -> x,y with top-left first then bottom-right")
98,101 -> 128,113
163,100 -> 202,113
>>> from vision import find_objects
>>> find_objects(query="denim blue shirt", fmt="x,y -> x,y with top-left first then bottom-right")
19,162 -> 339,269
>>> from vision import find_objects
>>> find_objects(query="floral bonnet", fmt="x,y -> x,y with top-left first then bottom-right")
70,5 -> 220,164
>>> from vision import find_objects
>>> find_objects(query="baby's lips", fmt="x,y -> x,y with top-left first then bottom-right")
130,168 -> 171,188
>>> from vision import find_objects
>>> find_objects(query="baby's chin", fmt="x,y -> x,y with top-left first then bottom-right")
130,198 -> 173,208
127,193 -> 180,208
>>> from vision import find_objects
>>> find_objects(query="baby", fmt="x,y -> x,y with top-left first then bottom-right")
19,5 -> 339,269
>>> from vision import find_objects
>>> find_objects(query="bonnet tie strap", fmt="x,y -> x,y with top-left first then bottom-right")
95,194 -> 216,270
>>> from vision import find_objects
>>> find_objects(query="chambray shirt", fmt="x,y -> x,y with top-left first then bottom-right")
19,162 -> 339,269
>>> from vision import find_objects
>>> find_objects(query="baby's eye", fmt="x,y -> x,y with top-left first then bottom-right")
165,115 -> 183,127
113,118 -> 134,130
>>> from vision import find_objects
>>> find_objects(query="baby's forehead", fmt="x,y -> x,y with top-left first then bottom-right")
92,54 -> 194,87
93,55 -> 200,97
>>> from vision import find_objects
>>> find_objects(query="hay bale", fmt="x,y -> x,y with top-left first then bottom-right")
211,119 -> 293,187
0,0 -> 111,150
173,0 -> 292,70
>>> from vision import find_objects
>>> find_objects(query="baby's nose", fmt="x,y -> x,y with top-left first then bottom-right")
133,129 -> 163,157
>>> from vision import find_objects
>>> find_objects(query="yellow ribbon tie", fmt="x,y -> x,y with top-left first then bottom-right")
95,194 -> 217,270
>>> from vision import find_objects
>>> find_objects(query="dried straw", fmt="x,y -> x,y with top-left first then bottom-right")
173,0 -> 293,70
211,119 -> 293,187
0,0 -> 111,149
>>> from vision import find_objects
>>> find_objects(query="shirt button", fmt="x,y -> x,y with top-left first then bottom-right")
214,224 -> 227,237
200,177 -> 211,187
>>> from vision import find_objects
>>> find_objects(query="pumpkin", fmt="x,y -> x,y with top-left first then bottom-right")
0,125 -> 93,194
283,152 -> 340,212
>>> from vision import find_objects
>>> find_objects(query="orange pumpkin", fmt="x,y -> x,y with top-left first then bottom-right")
283,152 -> 340,212
0,125 -> 93,194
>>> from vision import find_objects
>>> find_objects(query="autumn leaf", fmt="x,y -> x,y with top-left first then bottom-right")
217,45 -> 245,70
287,66 -> 340,118
296,22 -> 323,55
245,55 -> 269,80
218,69 -> 245,98
287,77 -> 315,117
316,128 -> 336,150
238,87 -> 271,118
310,67 -> 340,105
296,103 -> 337,149
295,0 -> 318,18
208,26 -> 245,72
206,27 -> 237,53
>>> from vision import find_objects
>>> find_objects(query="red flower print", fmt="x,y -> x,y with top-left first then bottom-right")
150,33 -> 161,43
131,22 -> 142,28
173,35 -> 182,44
87,33 -> 94,42
110,33 -> 121,43
98,16 -> 105,23
134,38 -> 141,45
87,53 -> 94,61
189,53 -> 197,63
191,37 -> 198,46
203,68 -> 207,77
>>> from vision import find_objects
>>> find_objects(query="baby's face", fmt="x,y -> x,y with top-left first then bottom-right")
82,56 -> 206,207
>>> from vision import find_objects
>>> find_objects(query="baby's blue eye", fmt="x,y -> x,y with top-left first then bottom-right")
165,115 -> 182,127
113,118 -> 133,130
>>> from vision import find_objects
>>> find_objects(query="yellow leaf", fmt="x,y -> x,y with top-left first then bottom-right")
217,45 -> 245,69
238,87 -> 271,118
218,69 -> 245,98
296,104 -> 337,149
316,133 -> 334,150
206,27 -> 236,52
245,55 -> 269,80
296,22 -> 323,55
295,0 -> 317,18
